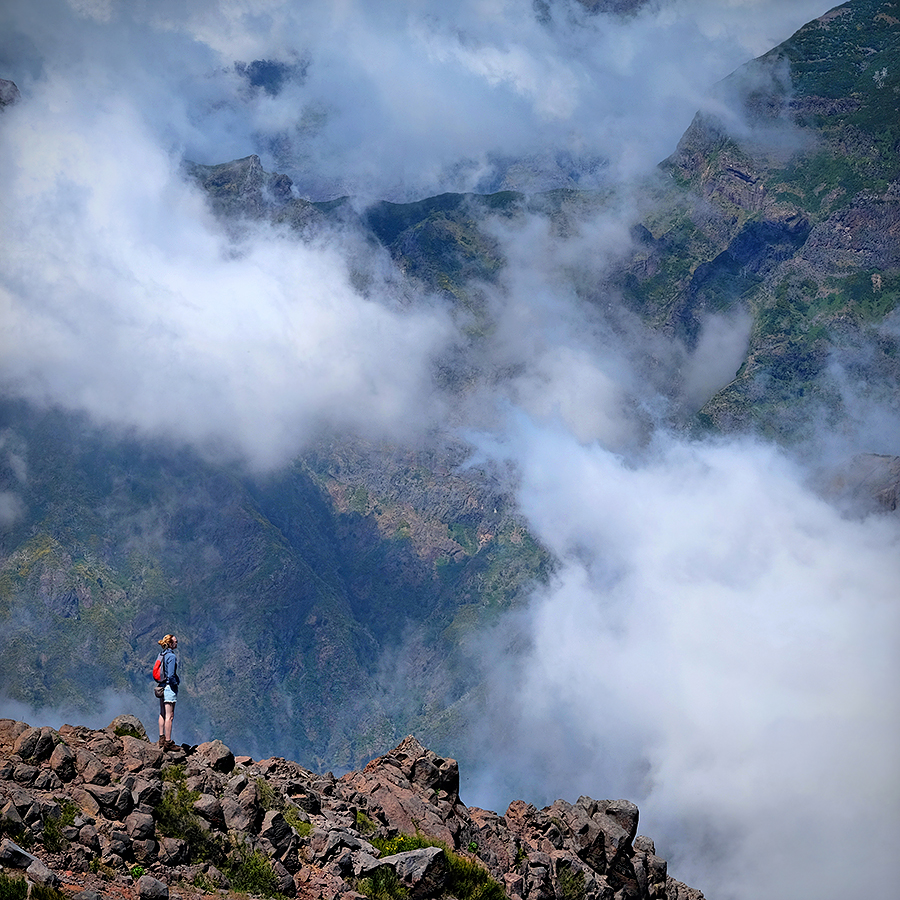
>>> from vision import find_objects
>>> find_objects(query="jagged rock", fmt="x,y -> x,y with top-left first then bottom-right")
0,719 -> 704,900
383,846 -> 450,900
49,742 -> 76,781
125,810 -> 156,840
0,838 -> 34,867
75,748 -> 110,785
136,874 -> 169,900
26,857 -> 60,887
192,793 -> 224,826
13,727 -> 55,763
157,836 -> 188,865
121,735 -> 163,769
78,824 -> 100,853
260,809 -> 293,854
195,739 -> 235,773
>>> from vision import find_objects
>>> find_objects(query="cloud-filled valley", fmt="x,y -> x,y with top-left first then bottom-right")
1,2 -> 898,900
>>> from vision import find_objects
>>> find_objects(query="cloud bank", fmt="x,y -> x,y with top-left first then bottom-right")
4,3 -> 898,900
462,423 -> 900,900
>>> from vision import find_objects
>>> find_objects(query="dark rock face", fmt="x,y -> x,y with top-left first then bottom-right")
0,719 -> 704,900
0,79 -> 20,109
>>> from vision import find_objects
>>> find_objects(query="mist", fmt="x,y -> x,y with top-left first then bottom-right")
3,2 -> 898,900
460,424 -> 900,900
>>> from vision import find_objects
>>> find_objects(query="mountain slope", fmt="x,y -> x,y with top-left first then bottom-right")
0,400 -> 549,768
1,0 -> 898,779
619,0 -> 900,436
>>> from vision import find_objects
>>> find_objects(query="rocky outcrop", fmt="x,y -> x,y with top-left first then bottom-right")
184,155 -> 325,232
0,719 -> 703,900
0,79 -> 20,109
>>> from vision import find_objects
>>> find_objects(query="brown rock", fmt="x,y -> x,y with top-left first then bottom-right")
196,739 -> 235,773
50,741 -> 77,781
13,726 -> 55,763
75,748 -> 110,785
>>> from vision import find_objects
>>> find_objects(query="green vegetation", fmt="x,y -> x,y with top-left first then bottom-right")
355,810 -> 378,836
114,724 -> 143,739
41,815 -> 67,854
30,885 -> 65,900
156,765 -> 223,865
357,866 -> 409,900
0,874 -> 28,900
556,862 -> 586,900
226,844 -> 281,897
255,777 -> 311,836
366,833 -> 506,900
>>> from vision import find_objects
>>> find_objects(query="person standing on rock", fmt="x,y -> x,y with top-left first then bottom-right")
155,634 -> 180,750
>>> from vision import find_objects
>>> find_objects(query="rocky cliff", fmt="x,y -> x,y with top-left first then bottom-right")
0,718 -> 702,900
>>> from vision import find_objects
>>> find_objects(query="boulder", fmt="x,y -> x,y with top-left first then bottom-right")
382,846 -> 450,900
125,810 -> 156,841
108,715 -> 148,741
0,838 -> 35,867
26,857 -> 60,888
121,735 -> 163,770
75,748 -> 110,785
260,809 -> 293,855
136,874 -> 168,900
196,739 -> 235,773
192,793 -> 224,827
50,742 -> 77,781
12,726 -> 55,763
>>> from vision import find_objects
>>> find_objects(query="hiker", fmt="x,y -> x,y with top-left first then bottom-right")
155,634 -> 180,750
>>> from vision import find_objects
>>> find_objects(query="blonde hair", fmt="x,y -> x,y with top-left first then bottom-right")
158,634 -> 177,650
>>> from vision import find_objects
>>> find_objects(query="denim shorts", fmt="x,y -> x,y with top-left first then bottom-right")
163,685 -> 177,704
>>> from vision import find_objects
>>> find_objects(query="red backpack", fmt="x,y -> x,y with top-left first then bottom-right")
152,656 -> 164,682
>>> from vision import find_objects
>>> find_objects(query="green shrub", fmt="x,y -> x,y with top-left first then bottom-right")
226,844 -> 280,897
0,873 -> 28,900
30,885 -> 65,900
255,778 -> 278,810
113,724 -> 143,739
155,767 -> 223,865
357,866 -> 409,900
369,832 -> 506,900
58,799 -> 78,827
355,810 -> 378,836
556,863 -> 586,900
41,815 -> 66,853
281,805 -> 311,837
446,852 -> 506,900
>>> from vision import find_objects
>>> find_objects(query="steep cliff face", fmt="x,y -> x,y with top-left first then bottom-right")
620,0 -> 900,435
0,718 -> 704,900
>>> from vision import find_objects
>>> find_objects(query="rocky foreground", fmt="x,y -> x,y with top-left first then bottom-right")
0,718 -> 703,900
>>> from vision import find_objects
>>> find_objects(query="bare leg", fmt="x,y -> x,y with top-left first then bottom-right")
158,696 -> 166,741
163,702 -> 175,742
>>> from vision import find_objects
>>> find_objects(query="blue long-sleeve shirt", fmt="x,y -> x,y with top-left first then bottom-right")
161,648 -> 180,691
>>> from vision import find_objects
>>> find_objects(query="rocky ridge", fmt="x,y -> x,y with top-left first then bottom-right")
0,718 -> 702,900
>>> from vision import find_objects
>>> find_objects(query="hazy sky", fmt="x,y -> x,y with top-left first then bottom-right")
4,3 -> 899,900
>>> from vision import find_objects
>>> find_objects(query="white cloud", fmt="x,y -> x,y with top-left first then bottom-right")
465,426 -> 900,900
0,70 -> 454,469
